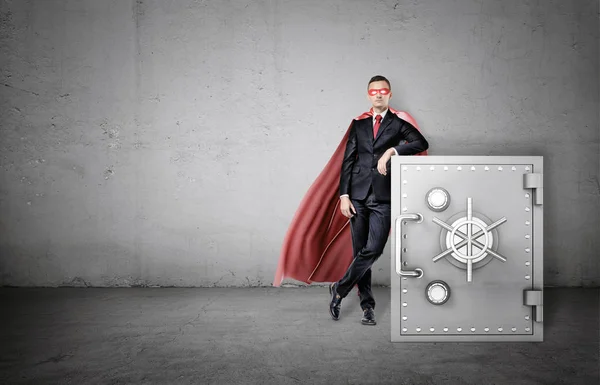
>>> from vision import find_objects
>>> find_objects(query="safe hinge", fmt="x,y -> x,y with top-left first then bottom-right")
523,173 -> 543,205
523,289 -> 543,323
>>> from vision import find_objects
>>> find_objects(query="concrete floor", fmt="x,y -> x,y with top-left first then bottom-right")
0,287 -> 597,385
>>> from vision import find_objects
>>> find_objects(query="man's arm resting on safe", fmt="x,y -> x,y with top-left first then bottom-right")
391,121 -> 429,155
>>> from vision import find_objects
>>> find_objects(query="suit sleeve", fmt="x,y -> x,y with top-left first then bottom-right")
339,120 -> 357,197
393,120 -> 429,155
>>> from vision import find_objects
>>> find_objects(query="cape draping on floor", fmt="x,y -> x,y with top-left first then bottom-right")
273,108 -> 427,287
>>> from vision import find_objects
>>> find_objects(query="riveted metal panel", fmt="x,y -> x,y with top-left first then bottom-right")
391,156 -> 543,342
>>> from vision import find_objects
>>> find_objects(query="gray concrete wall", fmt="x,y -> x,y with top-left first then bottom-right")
1,0 -> 598,287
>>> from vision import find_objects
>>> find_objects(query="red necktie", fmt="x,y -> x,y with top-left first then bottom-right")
373,114 -> 382,138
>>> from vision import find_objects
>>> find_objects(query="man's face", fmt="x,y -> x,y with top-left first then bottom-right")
367,80 -> 392,110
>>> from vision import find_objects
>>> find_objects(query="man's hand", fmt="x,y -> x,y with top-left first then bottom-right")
377,149 -> 395,175
340,196 -> 356,218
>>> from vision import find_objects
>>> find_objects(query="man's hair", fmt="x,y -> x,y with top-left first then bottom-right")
368,75 -> 391,89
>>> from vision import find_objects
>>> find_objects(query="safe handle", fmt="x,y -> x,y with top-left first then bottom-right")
395,214 -> 424,278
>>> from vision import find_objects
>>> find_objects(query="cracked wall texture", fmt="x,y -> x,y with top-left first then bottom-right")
0,0 -> 598,287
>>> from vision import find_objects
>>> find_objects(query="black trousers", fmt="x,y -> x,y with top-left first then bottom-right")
335,187 -> 391,310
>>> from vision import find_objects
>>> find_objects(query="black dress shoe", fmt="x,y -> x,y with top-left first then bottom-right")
361,308 -> 376,325
329,283 -> 342,320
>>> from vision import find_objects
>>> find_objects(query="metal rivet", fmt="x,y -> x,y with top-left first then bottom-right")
457,166 -> 462,171
525,261 -> 530,266
525,248 -> 530,253
443,327 -> 448,332
512,327 -> 517,332
403,248 -> 407,252
471,166 -> 476,171
403,180 -> 407,184
525,275 -> 530,280
402,207 -> 408,212
416,327 -> 421,332
402,277 -> 407,280
484,327 -> 490,332
484,166 -> 489,171
430,166 -> 435,171
525,221 -> 530,226
402,289 -> 407,293
525,327 -> 531,332
402,316 -> 408,321
416,166 -> 421,171
525,166 -> 530,171
525,315 -> 530,320
498,327 -> 503,332
444,166 -> 448,171
457,327 -> 462,332
403,166 -> 408,171
525,193 -> 530,198
403,234 -> 407,239
470,327 -> 476,332
402,193 -> 408,198
402,327 -> 407,332
512,166 -> 516,171
498,166 -> 503,171
430,327 -> 435,332
402,302 -> 407,307
525,234 -> 530,239
525,207 -> 530,212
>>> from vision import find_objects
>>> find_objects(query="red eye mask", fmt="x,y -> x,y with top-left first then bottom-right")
368,88 -> 390,96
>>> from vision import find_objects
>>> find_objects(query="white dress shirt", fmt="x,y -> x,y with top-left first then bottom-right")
373,109 -> 388,126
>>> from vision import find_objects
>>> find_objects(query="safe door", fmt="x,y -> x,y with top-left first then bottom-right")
390,156 -> 543,342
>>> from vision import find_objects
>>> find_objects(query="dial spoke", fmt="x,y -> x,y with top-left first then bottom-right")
433,245 -> 459,262
483,217 -> 507,232
467,259 -> 473,282
469,239 -> 507,262
433,217 -> 464,237
467,197 -> 473,220
471,217 -> 507,239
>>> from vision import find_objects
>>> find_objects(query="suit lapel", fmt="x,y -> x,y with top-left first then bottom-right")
373,111 -> 393,144
365,118 -> 374,151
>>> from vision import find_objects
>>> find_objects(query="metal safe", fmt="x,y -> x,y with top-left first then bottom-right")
390,156 -> 543,342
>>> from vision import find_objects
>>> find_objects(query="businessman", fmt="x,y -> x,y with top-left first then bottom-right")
329,75 -> 429,325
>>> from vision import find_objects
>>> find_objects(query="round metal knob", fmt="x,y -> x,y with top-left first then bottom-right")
426,187 -> 450,212
425,280 -> 450,305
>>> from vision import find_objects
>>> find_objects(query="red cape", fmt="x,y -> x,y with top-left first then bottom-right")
273,107 -> 427,287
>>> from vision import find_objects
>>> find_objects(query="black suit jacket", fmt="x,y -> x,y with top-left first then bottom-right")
339,111 -> 429,202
